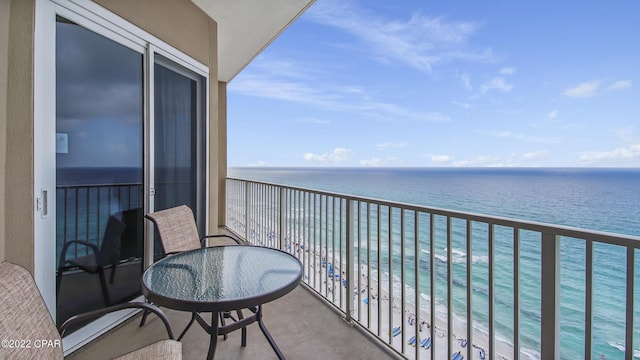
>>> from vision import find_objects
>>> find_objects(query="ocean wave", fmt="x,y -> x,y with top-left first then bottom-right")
419,247 -> 488,264
519,347 -> 541,360
607,339 -> 640,358
413,298 -> 541,360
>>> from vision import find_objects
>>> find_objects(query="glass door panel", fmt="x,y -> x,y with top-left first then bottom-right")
55,16 -> 144,327
153,58 -> 206,258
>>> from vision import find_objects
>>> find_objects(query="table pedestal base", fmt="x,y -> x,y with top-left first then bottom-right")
188,305 -> 286,360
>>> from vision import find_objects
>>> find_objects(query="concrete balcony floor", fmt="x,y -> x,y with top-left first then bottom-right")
66,285 -> 396,360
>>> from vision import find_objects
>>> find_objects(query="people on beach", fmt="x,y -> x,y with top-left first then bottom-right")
306,247 -> 497,360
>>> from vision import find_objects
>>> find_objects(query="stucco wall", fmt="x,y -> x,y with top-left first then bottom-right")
96,0 -> 213,67
5,0 -> 35,270
0,0 -> 10,263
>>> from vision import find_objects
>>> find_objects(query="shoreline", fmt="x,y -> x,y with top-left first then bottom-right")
304,247 -> 537,360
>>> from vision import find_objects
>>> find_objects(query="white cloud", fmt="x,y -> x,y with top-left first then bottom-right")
548,110 -> 558,119
522,151 -> 550,161
375,142 -> 408,151
354,102 -> 451,122
562,80 -> 631,98
483,130 -> 559,144
481,77 -> 513,93
249,161 -> 272,167
563,80 -> 600,98
579,143 -> 640,164
230,56 -> 451,123
607,80 -> 632,91
612,126 -> 636,141
110,143 -> 130,156
456,72 -> 472,91
452,100 -> 472,109
431,155 -> 452,163
452,151 -> 553,167
230,74 -> 335,106
452,155 -> 511,167
304,147 -> 353,163
306,0 -> 494,74
500,67 -> 516,75
360,156 -> 400,167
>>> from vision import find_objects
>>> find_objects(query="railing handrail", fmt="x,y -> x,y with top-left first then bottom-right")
57,182 -> 143,189
226,176 -> 640,247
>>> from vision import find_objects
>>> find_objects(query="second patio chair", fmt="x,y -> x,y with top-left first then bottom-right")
141,205 -> 245,342
145,205 -> 240,255
1,261 -> 181,359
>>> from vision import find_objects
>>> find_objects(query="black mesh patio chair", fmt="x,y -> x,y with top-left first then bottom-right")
56,212 -> 126,306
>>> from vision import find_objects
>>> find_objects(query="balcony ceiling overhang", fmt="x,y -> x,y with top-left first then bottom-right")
191,0 -> 315,82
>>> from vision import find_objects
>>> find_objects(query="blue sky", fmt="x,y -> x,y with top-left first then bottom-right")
227,0 -> 640,168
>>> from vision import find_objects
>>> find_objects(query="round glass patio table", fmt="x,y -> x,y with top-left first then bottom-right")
142,245 -> 302,359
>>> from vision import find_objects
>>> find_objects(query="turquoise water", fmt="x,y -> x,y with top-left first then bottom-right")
229,167 -> 640,360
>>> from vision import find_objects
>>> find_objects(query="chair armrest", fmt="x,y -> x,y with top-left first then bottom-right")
59,302 -> 175,340
200,234 -> 241,247
58,240 -> 99,266
61,240 -> 99,253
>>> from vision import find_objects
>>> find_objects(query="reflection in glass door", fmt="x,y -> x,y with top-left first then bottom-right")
55,17 -> 144,327
153,57 -> 207,258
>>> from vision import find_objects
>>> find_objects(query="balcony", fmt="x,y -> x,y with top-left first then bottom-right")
66,285 -> 392,359
61,178 -> 640,359
57,183 -> 392,359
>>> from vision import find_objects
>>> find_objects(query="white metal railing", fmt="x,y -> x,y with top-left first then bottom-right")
225,178 -> 640,360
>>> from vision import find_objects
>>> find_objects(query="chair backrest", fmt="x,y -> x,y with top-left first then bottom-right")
98,213 -> 127,266
120,207 -> 144,259
0,262 -> 64,360
145,205 -> 201,254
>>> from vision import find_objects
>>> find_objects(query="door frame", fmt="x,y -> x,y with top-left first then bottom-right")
33,0 -> 210,354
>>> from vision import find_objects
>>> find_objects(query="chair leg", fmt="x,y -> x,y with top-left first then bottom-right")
56,267 -> 63,301
109,264 -> 117,284
139,309 -> 149,327
97,268 -> 111,307
139,298 -> 154,327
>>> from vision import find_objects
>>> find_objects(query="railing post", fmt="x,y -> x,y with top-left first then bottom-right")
345,199 -> 354,322
245,181 -> 251,242
279,187 -> 286,251
626,247 -> 635,360
541,232 -> 560,360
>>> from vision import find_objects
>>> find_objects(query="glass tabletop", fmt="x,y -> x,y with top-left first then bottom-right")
142,245 -> 302,312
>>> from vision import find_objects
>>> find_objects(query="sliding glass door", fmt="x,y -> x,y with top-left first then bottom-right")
153,57 -> 207,243
55,16 -> 145,326
50,11 -> 208,335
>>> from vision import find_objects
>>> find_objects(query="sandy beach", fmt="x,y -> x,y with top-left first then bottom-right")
301,245 -> 521,360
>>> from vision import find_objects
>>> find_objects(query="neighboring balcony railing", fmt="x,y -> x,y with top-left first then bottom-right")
56,183 -> 143,267
226,178 -> 640,360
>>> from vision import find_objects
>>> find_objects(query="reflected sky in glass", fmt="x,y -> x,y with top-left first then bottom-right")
56,17 -> 143,170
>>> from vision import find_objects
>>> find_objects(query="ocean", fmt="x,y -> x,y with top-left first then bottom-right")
228,167 -> 640,360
